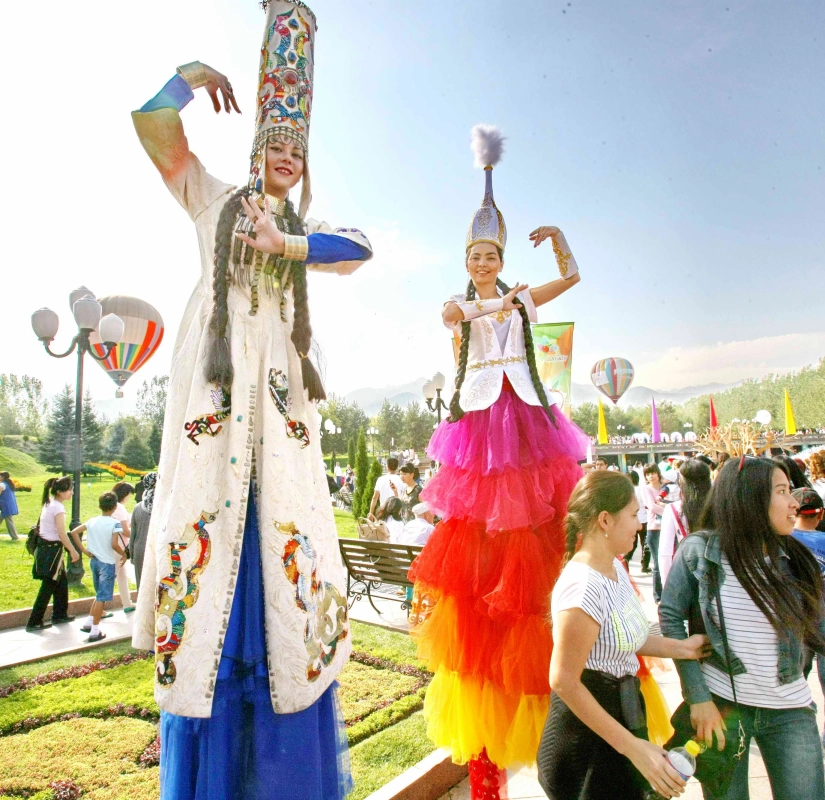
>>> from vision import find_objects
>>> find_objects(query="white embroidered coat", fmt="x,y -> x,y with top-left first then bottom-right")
448,289 -> 542,412
131,107 -> 371,717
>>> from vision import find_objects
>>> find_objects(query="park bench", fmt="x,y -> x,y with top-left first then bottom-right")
338,539 -> 423,615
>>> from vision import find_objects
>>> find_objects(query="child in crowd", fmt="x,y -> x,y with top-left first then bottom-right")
70,492 -> 127,643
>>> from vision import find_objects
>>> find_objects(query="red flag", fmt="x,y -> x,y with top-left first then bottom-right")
709,396 -> 718,428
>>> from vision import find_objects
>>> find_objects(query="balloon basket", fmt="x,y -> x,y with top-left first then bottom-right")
115,390 -> 124,398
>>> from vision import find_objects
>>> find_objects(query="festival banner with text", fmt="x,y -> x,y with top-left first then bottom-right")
532,322 -> 575,418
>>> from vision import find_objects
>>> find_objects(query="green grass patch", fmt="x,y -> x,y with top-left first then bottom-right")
0,659 -> 157,734
0,717 -> 158,798
0,447 -> 43,478
335,507 -> 358,539
349,712 -> 435,800
351,621 -> 424,668
338,661 -> 420,725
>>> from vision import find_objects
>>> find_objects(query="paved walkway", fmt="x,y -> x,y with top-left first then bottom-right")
439,555 -> 825,800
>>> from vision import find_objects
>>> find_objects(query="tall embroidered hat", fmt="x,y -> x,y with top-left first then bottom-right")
250,0 -> 318,217
466,125 -> 507,252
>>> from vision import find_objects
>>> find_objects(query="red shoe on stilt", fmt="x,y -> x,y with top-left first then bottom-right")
468,749 -> 509,800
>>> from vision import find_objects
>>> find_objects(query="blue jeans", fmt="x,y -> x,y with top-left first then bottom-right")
646,528 -> 662,602
90,558 -> 116,602
703,695 -> 825,800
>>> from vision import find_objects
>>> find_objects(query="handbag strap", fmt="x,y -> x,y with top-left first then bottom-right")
712,564 -> 741,713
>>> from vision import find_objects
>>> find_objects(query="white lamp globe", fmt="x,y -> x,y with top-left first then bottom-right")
72,295 -> 102,331
422,381 -> 436,400
31,308 -> 59,341
69,285 -> 95,312
432,372 -> 446,391
324,418 -> 335,434
754,410 -> 772,426
98,314 -> 124,345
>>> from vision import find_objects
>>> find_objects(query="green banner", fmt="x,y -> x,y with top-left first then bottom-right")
532,322 -> 575,418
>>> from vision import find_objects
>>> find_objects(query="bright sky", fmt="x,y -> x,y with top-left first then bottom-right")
2,0 -> 823,413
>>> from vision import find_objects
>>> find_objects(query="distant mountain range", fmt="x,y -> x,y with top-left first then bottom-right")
344,377 -> 741,415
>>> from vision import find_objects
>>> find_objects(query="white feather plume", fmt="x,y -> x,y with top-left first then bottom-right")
470,124 -> 506,169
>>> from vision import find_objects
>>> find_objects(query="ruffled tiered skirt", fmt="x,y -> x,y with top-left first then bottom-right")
409,381 -> 589,768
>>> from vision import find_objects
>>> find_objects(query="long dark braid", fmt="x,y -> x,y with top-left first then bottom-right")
206,188 -> 251,389
283,198 -> 326,402
447,279 -> 474,422
205,191 -> 326,401
447,275 -> 557,427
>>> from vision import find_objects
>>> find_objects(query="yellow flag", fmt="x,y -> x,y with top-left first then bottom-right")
597,397 -> 609,444
785,389 -> 797,435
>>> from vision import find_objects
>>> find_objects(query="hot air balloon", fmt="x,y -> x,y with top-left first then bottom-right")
89,296 -> 164,397
590,357 -> 635,404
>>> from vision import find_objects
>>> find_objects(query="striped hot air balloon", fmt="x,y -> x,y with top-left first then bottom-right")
590,357 -> 635,404
89,296 -> 164,397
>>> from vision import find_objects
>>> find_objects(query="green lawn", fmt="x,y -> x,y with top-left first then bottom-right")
0,473 -> 356,611
0,622 -> 435,800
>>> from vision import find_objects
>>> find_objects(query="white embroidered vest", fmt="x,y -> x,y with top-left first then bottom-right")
450,290 -> 542,412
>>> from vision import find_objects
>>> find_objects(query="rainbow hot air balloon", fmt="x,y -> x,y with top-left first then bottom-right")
89,296 -> 164,397
590,357 -> 635,404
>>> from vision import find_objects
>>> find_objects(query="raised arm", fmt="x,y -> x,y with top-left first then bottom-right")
527,227 -> 581,309
132,62 -> 237,217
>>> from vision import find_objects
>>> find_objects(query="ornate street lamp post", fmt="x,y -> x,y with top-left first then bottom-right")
323,418 -> 342,470
422,372 -> 448,424
366,426 -> 379,458
31,287 -> 124,581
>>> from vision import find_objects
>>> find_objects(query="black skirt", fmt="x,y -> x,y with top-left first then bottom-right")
537,669 -> 649,800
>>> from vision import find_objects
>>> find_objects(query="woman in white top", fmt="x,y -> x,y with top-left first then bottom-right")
538,471 -> 710,800
658,459 -> 712,587
659,457 -> 825,799
111,482 -> 135,613
27,476 -> 81,630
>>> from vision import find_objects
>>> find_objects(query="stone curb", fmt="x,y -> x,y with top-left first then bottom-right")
364,749 -> 467,800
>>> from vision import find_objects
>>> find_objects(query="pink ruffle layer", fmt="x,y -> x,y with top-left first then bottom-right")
427,389 -> 589,477
421,389 -> 588,531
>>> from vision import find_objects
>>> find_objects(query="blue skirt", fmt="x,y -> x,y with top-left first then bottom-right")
159,490 -> 352,800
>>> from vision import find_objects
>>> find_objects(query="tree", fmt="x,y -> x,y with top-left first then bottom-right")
0,374 -> 48,436
120,434 -> 155,470
347,436 -> 356,471
572,403 -> 598,437
137,375 -> 168,450
365,459 -> 383,514
375,400 -> 404,453
38,386 -> 76,472
82,389 -> 105,463
317,394 -> 368,455
148,423 -> 162,465
105,419 -> 128,462
401,402 -> 437,451
352,428 -> 369,519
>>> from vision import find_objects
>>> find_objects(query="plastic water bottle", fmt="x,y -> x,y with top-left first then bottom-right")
644,740 -> 704,799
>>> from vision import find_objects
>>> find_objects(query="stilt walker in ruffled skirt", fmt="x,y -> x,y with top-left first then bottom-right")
409,126 -> 590,800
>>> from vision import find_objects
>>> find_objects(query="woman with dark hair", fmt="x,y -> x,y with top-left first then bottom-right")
130,4 -> 372,798
623,470 -> 649,571
658,459 -> 712,586
375,496 -> 405,543
27,477 -> 80,630
398,463 -> 422,523
773,453 -> 812,491
538,472 -> 709,800
130,472 -> 157,591
408,125 -> 588,797
659,458 -> 825,799
642,463 -> 667,602
0,471 -> 20,541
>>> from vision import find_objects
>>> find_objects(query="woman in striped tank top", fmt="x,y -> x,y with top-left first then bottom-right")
660,457 -> 825,799
538,472 -> 711,799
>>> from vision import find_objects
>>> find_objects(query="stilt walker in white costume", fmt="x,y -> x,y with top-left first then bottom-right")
130,2 -> 372,798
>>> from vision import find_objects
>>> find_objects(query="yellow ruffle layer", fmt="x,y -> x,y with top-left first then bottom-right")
422,667 -> 549,768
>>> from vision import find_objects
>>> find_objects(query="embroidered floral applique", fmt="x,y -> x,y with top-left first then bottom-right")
268,368 -> 310,448
155,510 -> 217,686
184,389 -> 231,445
277,520 -> 349,681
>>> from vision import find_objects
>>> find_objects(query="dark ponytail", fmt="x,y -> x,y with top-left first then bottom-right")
42,476 -> 72,507
447,274 -> 557,427
205,191 -> 326,402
